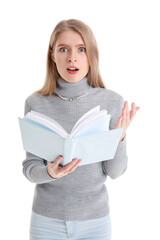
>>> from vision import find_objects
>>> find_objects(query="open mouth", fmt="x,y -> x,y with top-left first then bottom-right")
67,67 -> 79,71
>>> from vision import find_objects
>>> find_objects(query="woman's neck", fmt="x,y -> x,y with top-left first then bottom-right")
54,77 -> 92,98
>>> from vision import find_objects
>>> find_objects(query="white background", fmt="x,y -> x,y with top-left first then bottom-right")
0,0 -> 160,239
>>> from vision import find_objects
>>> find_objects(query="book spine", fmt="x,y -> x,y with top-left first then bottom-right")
63,137 -> 75,165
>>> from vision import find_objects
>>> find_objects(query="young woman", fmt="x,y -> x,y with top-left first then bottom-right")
23,19 -> 139,240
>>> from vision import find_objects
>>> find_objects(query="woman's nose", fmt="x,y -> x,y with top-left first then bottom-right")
67,51 -> 77,63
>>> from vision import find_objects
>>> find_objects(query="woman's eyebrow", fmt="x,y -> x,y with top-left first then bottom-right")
57,43 -> 86,47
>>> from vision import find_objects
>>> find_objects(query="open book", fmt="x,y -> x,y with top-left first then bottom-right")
18,106 -> 123,166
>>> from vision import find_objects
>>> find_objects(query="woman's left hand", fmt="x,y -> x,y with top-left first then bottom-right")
114,101 -> 140,141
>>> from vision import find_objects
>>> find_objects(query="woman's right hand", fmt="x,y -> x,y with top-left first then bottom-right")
47,155 -> 82,179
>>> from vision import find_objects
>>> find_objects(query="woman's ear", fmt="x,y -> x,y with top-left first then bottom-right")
50,47 -> 55,62
51,54 -> 55,62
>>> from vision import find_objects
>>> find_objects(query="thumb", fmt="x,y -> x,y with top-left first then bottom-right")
114,116 -> 123,129
54,155 -> 63,166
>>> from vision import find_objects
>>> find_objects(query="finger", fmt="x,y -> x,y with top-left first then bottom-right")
130,103 -> 137,121
121,106 -> 126,127
59,158 -> 79,173
54,158 -> 80,178
68,159 -> 82,172
114,115 -> 123,128
54,155 -> 63,167
125,101 -> 130,123
47,161 -> 51,167
64,161 -> 81,175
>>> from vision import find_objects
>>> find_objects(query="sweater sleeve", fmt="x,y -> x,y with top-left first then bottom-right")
22,99 -> 56,184
102,96 -> 128,179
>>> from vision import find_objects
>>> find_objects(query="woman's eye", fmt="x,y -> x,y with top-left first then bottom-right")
79,47 -> 86,52
59,47 -> 68,52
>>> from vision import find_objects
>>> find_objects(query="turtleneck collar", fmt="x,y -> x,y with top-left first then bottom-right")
54,77 -> 92,98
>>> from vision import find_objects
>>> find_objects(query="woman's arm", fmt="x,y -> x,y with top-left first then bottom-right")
102,97 -> 139,179
22,152 -> 55,183
114,101 -> 140,141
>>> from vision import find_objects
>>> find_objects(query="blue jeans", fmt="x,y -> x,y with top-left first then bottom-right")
30,211 -> 111,240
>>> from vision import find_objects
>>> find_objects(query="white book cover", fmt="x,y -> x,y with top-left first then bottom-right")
19,106 -> 123,166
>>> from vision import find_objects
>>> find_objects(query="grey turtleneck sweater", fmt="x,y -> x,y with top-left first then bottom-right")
22,77 -> 128,221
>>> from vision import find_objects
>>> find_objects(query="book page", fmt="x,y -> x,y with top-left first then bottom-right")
24,106 -> 110,138
71,105 -> 101,133
74,115 -> 111,137
25,111 -> 68,137
71,110 -> 110,137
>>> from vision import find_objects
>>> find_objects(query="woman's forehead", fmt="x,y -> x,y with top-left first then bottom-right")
55,30 -> 85,47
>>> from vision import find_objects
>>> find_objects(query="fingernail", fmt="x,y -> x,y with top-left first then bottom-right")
59,155 -> 63,158
72,158 -> 78,161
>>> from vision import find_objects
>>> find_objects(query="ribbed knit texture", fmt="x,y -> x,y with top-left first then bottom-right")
22,77 -> 128,221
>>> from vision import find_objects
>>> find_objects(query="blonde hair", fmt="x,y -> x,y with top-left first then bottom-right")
36,19 -> 106,96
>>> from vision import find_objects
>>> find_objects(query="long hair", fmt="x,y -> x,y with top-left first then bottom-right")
35,19 -> 106,96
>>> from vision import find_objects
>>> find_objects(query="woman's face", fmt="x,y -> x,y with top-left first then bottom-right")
52,30 -> 89,82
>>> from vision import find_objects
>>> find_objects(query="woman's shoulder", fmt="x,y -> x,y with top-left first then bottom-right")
92,87 -> 124,103
24,92 -> 51,115
25,92 -> 47,106
90,87 -> 124,118
105,88 -> 123,100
